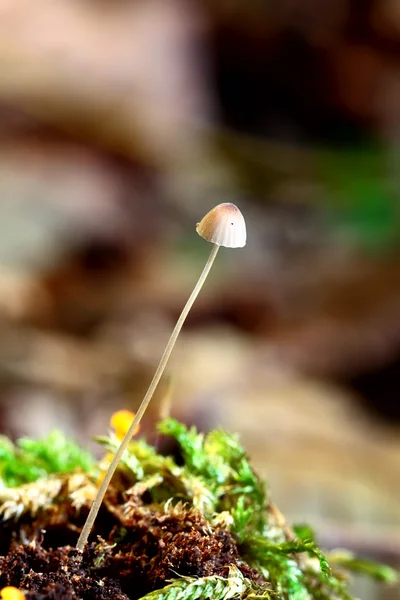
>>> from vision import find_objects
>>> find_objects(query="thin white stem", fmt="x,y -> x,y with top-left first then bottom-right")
76,243 -> 220,551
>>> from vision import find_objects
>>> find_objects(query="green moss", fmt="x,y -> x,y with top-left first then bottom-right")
138,566 -> 271,600
0,419 -> 397,600
95,418 -> 397,600
0,430 -> 94,488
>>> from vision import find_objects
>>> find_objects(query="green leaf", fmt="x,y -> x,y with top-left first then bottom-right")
293,524 -> 316,543
328,550 -> 398,584
244,535 -> 331,578
137,566 -> 271,600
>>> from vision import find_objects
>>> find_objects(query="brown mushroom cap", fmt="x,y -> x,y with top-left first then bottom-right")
196,203 -> 247,248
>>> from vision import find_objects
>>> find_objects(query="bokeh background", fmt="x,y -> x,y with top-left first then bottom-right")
0,1 -> 399,598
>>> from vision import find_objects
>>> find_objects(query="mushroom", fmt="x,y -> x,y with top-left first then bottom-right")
196,202 -> 246,248
76,203 -> 246,551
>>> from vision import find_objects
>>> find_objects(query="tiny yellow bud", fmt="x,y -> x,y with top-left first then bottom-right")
0,587 -> 25,600
110,410 -> 139,441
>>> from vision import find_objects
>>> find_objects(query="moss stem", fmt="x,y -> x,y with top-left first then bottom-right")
76,243 -> 220,551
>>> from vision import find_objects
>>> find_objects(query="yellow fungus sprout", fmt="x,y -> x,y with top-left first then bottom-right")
97,410 -> 140,485
0,587 -> 25,600
110,409 -> 139,440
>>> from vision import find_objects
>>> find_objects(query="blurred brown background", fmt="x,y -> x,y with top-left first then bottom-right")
0,1 -> 399,598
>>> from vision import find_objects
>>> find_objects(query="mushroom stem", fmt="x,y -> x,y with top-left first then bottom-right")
76,243 -> 220,551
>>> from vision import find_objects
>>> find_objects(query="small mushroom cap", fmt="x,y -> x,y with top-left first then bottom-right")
110,409 -> 140,439
196,203 -> 246,248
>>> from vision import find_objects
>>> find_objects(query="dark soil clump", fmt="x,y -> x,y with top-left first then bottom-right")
0,544 -> 128,600
0,496 -> 264,600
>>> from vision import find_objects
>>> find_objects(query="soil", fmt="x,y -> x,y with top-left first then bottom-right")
0,486 -> 265,600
